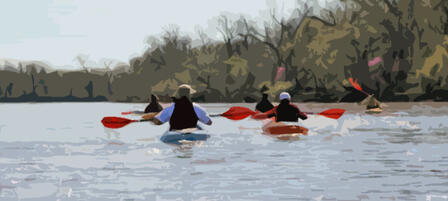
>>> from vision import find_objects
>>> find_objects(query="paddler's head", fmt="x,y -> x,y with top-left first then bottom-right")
279,92 -> 291,103
150,94 -> 158,102
262,93 -> 268,100
174,84 -> 196,100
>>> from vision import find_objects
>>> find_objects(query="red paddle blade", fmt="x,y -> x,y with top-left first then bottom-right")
317,109 -> 345,119
121,112 -> 133,115
221,106 -> 257,120
101,117 -> 137,129
349,77 -> 363,92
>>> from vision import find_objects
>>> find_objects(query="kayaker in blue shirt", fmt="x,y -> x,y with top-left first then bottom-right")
149,84 -> 212,131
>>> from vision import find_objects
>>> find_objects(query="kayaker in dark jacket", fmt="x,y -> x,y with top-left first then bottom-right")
255,93 -> 274,113
144,94 -> 163,113
263,92 -> 307,122
150,84 -> 212,131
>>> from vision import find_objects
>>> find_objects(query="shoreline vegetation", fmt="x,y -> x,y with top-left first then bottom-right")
1,0 -> 448,103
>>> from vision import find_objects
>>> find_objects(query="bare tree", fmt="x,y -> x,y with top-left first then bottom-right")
104,60 -> 113,70
217,15 -> 238,58
311,9 -> 337,26
75,54 -> 89,72
239,3 -> 311,81
195,26 -> 211,46
162,24 -> 192,50
145,36 -> 162,53
162,24 -> 180,43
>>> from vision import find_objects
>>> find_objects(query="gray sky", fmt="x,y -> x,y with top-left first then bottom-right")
0,0 -> 334,69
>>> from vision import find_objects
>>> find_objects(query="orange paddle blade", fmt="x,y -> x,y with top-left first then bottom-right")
220,106 -> 257,120
317,109 -> 345,119
101,117 -> 138,129
349,77 -> 363,92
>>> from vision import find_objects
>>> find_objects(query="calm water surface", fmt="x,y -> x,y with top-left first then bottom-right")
0,102 -> 447,201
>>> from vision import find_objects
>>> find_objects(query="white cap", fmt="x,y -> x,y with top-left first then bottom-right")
279,92 -> 291,100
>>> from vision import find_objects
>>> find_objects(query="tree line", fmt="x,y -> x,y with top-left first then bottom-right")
1,0 -> 447,103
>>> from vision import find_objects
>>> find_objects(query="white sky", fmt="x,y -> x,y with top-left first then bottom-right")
0,0 -> 334,69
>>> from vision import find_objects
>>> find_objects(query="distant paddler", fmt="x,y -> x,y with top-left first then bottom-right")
144,94 -> 163,113
348,78 -> 383,114
255,93 -> 274,113
121,94 -> 164,118
361,94 -> 383,114
140,94 -> 164,119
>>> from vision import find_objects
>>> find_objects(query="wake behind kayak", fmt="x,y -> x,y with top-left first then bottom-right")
160,127 -> 210,145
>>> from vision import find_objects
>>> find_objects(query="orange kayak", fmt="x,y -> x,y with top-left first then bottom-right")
264,125 -> 309,135
261,119 -> 308,136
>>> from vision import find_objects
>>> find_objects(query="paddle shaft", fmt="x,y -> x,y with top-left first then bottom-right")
359,90 -> 370,96
305,112 -> 339,115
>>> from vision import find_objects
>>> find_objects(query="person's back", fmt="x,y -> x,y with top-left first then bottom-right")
255,93 -> 274,113
169,96 -> 199,130
150,84 -> 212,130
144,94 -> 163,113
275,99 -> 302,122
259,92 -> 307,122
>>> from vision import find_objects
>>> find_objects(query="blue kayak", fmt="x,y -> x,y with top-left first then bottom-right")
160,127 -> 210,145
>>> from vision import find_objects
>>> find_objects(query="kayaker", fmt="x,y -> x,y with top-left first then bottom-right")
144,94 -> 163,113
255,93 -> 274,113
364,95 -> 381,110
149,84 -> 212,130
253,92 -> 308,135
361,94 -> 383,114
256,92 -> 307,122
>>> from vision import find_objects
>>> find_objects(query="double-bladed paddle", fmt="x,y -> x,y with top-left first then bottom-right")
104,106 -> 345,129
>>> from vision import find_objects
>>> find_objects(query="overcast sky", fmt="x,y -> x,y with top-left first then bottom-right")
0,0 -> 335,69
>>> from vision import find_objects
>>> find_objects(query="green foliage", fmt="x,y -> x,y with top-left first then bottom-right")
1,0 -> 448,102
224,55 -> 249,77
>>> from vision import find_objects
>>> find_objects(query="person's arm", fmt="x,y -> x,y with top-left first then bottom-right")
149,117 -> 163,125
205,119 -> 212,125
252,107 -> 276,120
266,107 -> 276,118
194,104 -> 212,125
151,104 -> 174,125
295,106 -> 308,120
298,110 -> 307,120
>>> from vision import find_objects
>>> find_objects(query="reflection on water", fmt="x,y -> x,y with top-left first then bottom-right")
0,102 -> 447,200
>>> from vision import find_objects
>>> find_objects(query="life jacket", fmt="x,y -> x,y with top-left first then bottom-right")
169,96 -> 199,131
275,99 -> 299,122
144,95 -> 163,113
255,94 -> 274,113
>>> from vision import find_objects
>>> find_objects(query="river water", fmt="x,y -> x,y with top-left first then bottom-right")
0,102 -> 447,201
